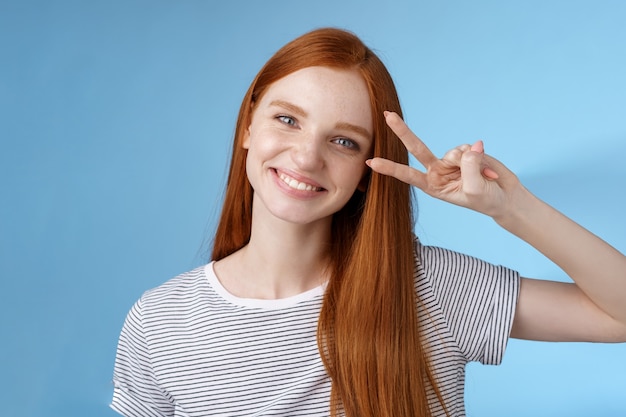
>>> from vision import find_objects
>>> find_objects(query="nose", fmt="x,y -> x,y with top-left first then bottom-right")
291,134 -> 325,172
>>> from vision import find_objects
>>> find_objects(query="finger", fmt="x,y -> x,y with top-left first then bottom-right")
471,140 -> 500,179
483,166 -> 500,180
481,152 -> 516,183
366,157 -> 428,190
460,150 -> 486,195
384,111 -> 438,168
442,144 -> 471,166
470,140 -> 484,153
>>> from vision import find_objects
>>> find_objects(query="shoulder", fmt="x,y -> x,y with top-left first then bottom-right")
118,264 -> 220,345
413,236 -> 487,270
413,236 -> 519,290
135,264 -> 211,315
411,236 -> 520,344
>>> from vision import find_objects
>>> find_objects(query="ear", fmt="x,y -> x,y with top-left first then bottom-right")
242,125 -> 251,149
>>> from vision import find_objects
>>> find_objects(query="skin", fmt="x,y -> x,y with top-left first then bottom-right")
215,63 -> 626,343
368,111 -> 626,342
214,67 -> 373,300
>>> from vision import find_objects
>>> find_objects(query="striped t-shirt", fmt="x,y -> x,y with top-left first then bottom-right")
111,239 -> 519,417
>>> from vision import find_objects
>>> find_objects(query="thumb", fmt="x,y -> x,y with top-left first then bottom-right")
461,144 -> 489,195
470,140 -> 484,153
471,140 -> 499,179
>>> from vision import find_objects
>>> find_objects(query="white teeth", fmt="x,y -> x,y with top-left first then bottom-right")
279,173 -> 320,191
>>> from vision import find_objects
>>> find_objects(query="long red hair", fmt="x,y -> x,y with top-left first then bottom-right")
212,28 -> 445,417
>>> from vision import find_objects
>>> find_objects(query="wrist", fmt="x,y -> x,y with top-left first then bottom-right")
492,184 -> 539,232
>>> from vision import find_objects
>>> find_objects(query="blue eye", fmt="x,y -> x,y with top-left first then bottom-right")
277,115 -> 296,126
334,138 -> 358,150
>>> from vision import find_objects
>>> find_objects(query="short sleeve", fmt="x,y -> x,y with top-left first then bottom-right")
416,242 -> 520,365
111,299 -> 174,417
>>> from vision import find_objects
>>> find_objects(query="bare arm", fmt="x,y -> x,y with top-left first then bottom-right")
499,187 -> 626,341
368,111 -> 626,342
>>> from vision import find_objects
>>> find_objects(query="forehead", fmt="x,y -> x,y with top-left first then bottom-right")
264,66 -> 370,101
257,66 -> 373,131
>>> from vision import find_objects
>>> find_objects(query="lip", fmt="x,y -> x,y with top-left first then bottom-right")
272,168 -> 326,196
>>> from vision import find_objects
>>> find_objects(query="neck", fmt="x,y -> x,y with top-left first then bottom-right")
214,204 -> 332,300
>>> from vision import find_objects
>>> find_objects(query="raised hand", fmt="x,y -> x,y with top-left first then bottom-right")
366,111 -> 520,219
368,112 -> 626,342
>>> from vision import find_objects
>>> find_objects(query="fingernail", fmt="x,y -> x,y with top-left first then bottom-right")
471,140 -> 484,153
483,167 -> 499,179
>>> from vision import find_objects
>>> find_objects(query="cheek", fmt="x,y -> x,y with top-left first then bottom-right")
246,137 -> 273,164
243,136 -> 261,188
243,132 -> 278,183
357,165 -> 370,192
338,160 -> 369,191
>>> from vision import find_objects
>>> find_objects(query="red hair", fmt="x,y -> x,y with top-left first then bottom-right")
212,28 -> 446,417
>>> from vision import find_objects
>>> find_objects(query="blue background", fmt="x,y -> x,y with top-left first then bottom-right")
1,0 -> 625,416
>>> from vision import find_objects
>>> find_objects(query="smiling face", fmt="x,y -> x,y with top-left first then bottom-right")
242,66 -> 373,228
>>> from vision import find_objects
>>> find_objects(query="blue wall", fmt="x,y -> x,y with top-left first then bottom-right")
1,1 -> 625,416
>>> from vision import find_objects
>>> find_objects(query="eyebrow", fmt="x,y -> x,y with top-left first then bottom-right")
269,99 -> 372,139
335,121 -> 372,140
269,100 -> 308,117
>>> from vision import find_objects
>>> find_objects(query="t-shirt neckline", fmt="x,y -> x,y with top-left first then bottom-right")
204,262 -> 325,309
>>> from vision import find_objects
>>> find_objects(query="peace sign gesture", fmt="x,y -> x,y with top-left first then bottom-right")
367,111 -> 521,220
368,111 -> 626,342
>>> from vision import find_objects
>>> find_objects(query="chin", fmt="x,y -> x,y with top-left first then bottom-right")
269,208 -> 333,227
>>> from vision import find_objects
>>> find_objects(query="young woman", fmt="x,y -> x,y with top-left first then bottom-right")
111,28 -> 626,417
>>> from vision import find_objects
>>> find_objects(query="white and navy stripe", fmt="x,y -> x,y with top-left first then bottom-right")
111,239 -> 519,417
